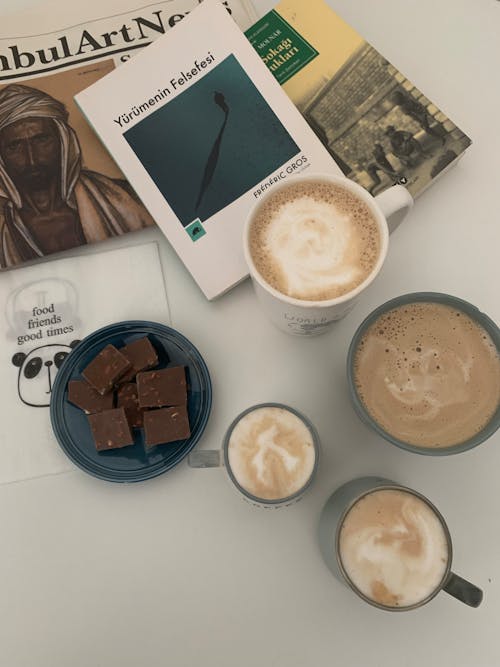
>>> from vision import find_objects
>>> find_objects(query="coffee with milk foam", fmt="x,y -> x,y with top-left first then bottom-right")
227,406 -> 316,501
353,302 -> 500,448
249,180 -> 381,301
339,488 -> 449,608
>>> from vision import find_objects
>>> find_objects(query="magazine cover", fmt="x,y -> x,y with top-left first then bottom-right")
0,0 -> 256,270
246,0 -> 472,198
75,0 -> 342,300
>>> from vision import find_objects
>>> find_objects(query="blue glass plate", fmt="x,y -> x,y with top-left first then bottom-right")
50,321 -> 212,482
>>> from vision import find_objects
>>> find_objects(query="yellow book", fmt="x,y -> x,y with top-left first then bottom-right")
246,0 -> 471,197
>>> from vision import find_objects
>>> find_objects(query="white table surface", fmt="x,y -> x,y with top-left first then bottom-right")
1,1 -> 499,665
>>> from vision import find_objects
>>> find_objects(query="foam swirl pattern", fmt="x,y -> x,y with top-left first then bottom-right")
339,489 -> 449,608
249,182 -> 380,301
354,302 -> 500,447
227,407 -> 316,501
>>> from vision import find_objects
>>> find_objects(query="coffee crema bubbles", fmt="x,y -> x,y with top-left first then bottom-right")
249,181 -> 381,301
227,406 -> 316,501
353,302 -> 500,448
338,489 -> 449,608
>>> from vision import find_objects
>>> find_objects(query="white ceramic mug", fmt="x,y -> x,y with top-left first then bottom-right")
243,173 -> 413,336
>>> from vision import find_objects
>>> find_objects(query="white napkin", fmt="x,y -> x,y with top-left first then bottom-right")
0,242 -> 170,484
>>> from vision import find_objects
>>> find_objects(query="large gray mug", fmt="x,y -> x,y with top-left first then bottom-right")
347,292 -> 500,455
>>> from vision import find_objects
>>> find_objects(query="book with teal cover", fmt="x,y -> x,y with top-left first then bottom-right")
75,0 -> 342,300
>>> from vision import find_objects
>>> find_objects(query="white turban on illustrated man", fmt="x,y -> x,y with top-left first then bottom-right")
0,83 -> 154,267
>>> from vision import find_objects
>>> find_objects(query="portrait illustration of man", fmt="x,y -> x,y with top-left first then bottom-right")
0,84 -> 154,268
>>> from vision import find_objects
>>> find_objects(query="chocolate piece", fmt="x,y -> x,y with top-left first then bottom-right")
144,405 -> 191,447
137,366 -> 187,408
87,407 -> 134,451
68,380 -> 114,414
82,344 -> 131,395
117,383 -> 144,428
118,337 -> 159,382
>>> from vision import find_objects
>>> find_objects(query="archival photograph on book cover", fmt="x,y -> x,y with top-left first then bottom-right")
0,0 -> 257,269
247,0 -> 472,198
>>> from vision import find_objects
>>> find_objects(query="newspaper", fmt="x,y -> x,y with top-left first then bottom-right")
0,0 -> 257,270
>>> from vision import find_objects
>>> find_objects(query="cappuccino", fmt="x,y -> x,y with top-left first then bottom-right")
227,405 -> 317,501
338,488 -> 449,608
353,301 -> 500,448
249,180 -> 381,301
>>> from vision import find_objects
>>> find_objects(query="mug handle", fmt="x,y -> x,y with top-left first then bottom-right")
188,450 -> 222,468
375,185 -> 414,234
443,572 -> 483,608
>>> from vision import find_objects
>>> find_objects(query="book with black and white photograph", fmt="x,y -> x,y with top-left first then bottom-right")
246,0 -> 471,198
75,0 -> 342,300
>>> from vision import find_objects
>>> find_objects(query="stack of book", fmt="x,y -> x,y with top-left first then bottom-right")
0,0 -> 470,299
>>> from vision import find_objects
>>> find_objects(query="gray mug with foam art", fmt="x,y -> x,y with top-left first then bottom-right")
347,292 -> 500,455
188,403 -> 320,508
319,477 -> 483,611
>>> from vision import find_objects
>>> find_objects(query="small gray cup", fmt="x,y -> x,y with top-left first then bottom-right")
347,292 -> 500,455
188,403 -> 320,508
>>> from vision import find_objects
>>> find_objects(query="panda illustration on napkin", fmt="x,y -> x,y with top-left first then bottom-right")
7,278 -> 80,407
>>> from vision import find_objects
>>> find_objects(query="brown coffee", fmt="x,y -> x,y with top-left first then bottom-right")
249,180 -> 381,301
353,301 -> 500,448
